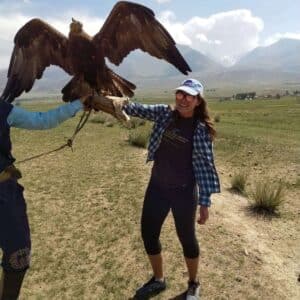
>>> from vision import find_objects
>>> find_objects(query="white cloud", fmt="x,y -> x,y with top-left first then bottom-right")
0,12 -> 104,69
159,9 -> 264,66
263,32 -> 300,46
159,11 -> 192,45
1,7 -> 299,70
47,12 -> 105,36
0,13 -> 30,69
156,0 -> 171,4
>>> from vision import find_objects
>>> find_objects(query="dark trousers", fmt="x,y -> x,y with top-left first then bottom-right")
0,179 -> 31,272
141,179 -> 199,259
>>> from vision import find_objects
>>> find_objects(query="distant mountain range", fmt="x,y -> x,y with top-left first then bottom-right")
106,44 -> 223,79
1,38 -> 300,98
233,38 -> 300,73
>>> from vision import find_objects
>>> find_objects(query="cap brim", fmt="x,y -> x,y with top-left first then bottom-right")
175,86 -> 198,96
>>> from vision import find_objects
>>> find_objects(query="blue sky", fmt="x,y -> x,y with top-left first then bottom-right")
0,0 -> 299,68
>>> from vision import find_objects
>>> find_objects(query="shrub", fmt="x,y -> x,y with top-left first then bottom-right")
230,172 -> 248,195
295,178 -> 300,188
105,122 -> 114,127
90,113 -> 117,126
214,114 -> 221,123
128,128 -> 150,148
249,181 -> 285,215
90,114 -> 107,124
129,118 -> 146,128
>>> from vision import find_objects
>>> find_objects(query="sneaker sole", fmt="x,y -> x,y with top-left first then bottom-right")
134,286 -> 166,300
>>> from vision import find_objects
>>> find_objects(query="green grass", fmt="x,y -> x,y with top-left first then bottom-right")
210,97 -> 300,153
4,96 -> 299,299
208,97 -> 300,189
230,172 -> 248,195
15,97 -> 300,188
89,114 -> 107,124
128,126 -> 151,148
128,117 -> 146,129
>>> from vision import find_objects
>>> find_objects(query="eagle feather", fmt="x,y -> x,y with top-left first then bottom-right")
1,1 -> 191,103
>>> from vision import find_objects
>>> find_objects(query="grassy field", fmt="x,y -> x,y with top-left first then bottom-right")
210,97 -> 300,187
4,96 -> 300,299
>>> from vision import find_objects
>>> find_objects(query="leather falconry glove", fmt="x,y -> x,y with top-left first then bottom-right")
82,95 -> 130,122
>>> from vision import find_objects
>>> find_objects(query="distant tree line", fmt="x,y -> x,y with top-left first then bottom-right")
234,92 -> 256,100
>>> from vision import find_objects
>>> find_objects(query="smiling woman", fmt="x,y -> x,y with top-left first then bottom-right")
97,78 -> 220,299
174,79 -> 216,138
175,79 -> 204,118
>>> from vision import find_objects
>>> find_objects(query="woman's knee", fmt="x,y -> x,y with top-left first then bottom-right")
142,238 -> 162,256
181,239 -> 200,258
2,247 -> 31,272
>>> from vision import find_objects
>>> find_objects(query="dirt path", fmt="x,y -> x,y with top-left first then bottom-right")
126,152 -> 300,299
211,165 -> 300,299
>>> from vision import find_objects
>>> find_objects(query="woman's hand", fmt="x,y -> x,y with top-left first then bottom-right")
197,206 -> 209,225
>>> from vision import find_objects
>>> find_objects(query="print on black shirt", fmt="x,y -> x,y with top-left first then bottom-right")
152,117 -> 195,187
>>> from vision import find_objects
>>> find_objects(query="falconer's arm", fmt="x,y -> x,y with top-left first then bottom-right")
7,100 -> 83,130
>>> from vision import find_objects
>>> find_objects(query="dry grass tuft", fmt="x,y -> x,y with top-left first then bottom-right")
249,180 -> 285,215
214,114 -> 221,123
230,172 -> 248,195
128,128 -> 150,148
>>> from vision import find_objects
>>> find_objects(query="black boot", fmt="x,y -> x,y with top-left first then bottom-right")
0,270 -> 26,300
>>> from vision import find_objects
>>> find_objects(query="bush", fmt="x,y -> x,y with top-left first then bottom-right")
249,181 -> 285,215
105,122 -> 114,127
90,113 -> 117,126
129,118 -> 146,128
230,172 -> 248,195
90,114 -> 107,124
214,114 -> 221,123
294,178 -> 300,188
128,128 -> 150,148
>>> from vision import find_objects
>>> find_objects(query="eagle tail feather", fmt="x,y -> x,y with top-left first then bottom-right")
109,69 -> 136,97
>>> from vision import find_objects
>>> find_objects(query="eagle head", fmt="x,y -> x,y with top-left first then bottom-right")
70,18 -> 83,33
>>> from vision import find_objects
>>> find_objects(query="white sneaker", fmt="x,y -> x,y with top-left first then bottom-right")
186,280 -> 200,300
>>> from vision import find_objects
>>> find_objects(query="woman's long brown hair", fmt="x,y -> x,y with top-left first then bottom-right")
172,94 -> 216,141
194,95 -> 216,141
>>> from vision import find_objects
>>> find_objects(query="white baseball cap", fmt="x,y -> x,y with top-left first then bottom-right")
175,78 -> 204,96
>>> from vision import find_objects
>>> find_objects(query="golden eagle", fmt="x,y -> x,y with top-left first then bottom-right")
1,1 -> 191,103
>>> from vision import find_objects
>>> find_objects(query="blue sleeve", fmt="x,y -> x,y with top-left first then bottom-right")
7,100 -> 83,130
199,195 -> 211,207
194,184 -> 211,207
123,102 -> 170,122
193,126 -> 220,207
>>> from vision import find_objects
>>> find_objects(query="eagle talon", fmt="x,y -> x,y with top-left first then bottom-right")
88,95 -> 131,122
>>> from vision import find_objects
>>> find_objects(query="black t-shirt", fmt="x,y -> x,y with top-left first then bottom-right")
151,115 -> 195,187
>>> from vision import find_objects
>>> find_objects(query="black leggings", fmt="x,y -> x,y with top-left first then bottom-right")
141,179 -> 199,259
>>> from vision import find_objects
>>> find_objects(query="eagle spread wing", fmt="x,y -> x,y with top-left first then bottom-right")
93,1 -> 191,75
1,18 -> 73,103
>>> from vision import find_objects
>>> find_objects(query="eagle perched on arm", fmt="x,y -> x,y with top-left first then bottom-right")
1,1 -> 191,103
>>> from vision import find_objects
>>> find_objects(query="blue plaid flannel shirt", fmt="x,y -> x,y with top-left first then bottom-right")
124,102 -> 221,207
